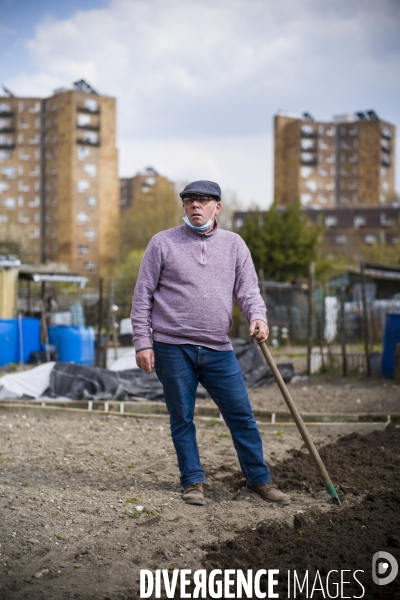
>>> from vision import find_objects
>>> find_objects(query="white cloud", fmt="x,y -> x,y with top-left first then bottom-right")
119,133 -> 273,208
5,0 -> 400,206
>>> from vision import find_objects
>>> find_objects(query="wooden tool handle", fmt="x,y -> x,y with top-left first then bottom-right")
259,341 -> 332,488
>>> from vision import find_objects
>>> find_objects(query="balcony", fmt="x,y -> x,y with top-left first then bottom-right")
77,138 -> 101,147
77,106 -> 100,115
77,124 -> 100,131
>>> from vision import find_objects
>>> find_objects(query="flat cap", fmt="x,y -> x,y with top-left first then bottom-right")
180,180 -> 221,201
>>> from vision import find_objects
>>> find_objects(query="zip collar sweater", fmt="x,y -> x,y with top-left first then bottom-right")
131,222 -> 267,351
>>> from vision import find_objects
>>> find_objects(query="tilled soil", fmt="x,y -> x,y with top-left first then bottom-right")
0,386 -> 399,599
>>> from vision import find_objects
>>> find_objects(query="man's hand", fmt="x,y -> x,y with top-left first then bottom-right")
136,349 -> 155,374
249,320 -> 269,344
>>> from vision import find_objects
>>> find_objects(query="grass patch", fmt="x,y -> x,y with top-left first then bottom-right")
124,507 -> 159,519
218,432 -> 231,438
103,454 -> 114,464
74,469 -> 84,474
274,429 -> 285,436
124,494 -> 142,505
74,565 -> 82,569
22,482 -> 28,487
56,535 -> 64,540
127,463 -> 135,469
208,418 -> 218,427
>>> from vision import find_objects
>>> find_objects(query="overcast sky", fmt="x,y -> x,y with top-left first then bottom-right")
1,0 -> 399,208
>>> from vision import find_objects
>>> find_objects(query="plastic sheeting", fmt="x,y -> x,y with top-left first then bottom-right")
0,362 -> 56,399
48,341 -> 293,401
0,340 -> 294,401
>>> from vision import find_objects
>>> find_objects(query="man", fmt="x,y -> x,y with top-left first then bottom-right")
131,180 -> 290,507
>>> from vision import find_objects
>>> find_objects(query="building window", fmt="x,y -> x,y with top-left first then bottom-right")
77,211 -> 90,225
1,165 -> 15,179
300,166 -> 313,178
84,228 -> 96,241
1,134 -> 14,145
0,214 -> 9,223
77,146 -> 91,160
84,99 -> 98,112
28,227 -> 40,238
301,125 -> 315,136
0,150 -> 11,161
28,197 -> 40,208
18,181 -> 30,192
305,180 -> 317,192
381,128 -> 392,140
0,103 -> 11,113
78,245 -> 89,255
2,197 -> 16,209
325,182 -> 334,191
28,102 -> 41,114
18,212 -> 30,223
18,101 -> 24,112
84,261 -> 96,272
325,216 -> 338,228
83,163 -> 97,177
325,154 -> 335,164
381,155 -> 391,167
0,181 -> 10,193
380,213 -> 392,227
300,193 -> 312,206
301,139 -> 315,150
84,196 -> 97,209
83,131 -> 98,144
354,216 -> 366,229
335,235 -> 347,244
77,180 -> 90,193
28,134 -> 40,145
364,235 -> 376,245
234,218 -> 243,229
77,114 -> 91,127
301,153 -> 316,165
325,126 -> 335,137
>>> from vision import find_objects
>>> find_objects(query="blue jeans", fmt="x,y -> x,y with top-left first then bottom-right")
153,341 -> 271,488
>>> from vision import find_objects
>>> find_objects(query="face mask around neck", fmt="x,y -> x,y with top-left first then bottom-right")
182,204 -> 217,231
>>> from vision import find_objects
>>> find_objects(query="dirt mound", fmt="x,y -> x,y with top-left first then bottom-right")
202,426 -> 400,600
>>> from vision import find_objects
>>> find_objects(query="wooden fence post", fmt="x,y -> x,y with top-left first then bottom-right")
307,262 -> 315,376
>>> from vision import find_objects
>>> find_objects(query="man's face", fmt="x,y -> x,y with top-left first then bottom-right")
182,195 -> 222,227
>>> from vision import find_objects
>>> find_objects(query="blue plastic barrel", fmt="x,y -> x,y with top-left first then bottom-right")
48,326 -> 95,366
0,319 -> 18,366
382,313 -> 400,378
17,318 -> 41,363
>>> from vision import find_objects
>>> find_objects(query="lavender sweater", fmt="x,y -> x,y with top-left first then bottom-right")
131,222 -> 267,352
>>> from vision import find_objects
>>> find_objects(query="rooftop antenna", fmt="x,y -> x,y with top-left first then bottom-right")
2,85 -> 15,97
73,79 -> 98,95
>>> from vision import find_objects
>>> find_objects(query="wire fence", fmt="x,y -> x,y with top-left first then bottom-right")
16,275 -> 396,373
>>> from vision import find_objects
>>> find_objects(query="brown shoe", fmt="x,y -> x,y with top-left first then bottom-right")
182,483 -> 205,506
248,482 -> 290,506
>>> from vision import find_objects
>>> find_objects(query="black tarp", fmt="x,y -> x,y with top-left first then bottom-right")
48,340 -> 294,401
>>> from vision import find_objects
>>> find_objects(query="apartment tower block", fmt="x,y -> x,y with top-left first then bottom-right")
274,110 -> 395,209
0,80 -> 119,278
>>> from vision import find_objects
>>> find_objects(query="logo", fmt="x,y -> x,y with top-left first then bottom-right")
372,552 -> 398,586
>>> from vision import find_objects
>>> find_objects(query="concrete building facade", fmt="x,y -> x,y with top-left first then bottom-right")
274,110 -> 396,209
0,80 -> 119,279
